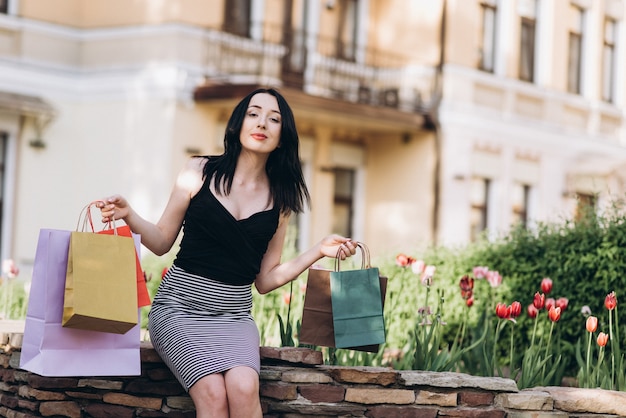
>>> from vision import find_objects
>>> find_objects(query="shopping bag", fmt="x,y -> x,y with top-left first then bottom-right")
63,202 -> 138,334
299,242 -> 387,352
20,229 -> 141,377
98,225 -> 151,308
330,256 -> 386,348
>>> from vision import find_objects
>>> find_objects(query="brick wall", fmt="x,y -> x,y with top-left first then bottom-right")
2,338 -> 626,417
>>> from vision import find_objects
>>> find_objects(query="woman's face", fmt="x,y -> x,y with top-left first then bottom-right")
239,93 -> 282,154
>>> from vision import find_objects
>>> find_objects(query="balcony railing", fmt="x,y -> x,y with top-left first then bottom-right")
203,23 -> 437,114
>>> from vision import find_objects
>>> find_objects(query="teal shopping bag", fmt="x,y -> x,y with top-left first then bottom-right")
329,243 -> 386,349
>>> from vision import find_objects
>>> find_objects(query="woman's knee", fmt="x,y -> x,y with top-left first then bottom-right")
189,375 -> 228,411
225,367 -> 260,399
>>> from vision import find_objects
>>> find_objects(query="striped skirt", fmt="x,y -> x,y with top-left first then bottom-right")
148,265 -> 260,391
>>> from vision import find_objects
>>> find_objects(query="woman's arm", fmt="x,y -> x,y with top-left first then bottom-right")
254,215 -> 356,294
99,157 -> 205,255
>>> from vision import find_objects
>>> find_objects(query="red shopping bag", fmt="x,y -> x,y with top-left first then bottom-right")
99,225 -> 151,307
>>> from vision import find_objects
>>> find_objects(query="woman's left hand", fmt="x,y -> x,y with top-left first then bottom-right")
320,235 -> 357,259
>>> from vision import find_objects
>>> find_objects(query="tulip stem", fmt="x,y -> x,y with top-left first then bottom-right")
542,321 -> 555,385
609,309 -> 615,390
586,331 -> 592,388
509,322 -> 515,376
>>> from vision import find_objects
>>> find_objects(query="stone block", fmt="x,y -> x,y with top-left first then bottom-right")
17,398 -> 38,412
400,370 -> 518,392
496,390 -> 553,410
165,395 -> 195,410
298,384 -> 345,403
345,388 -> 415,404
437,407 -> 506,417
77,378 -> 124,390
39,401 -> 81,418
84,402 -> 135,418
367,405 -> 438,418
534,386 -> 626,416
282,370 -> 333,383
18,386 -> 65,401
324,366 -> 398,386
0,393 -> 18,408
260,382 -> 298,400
103,392 -> 162,409
415,389 -> 457,406
27,375 -> 78,390
459,390 -> 495,406
260,347 -> 323,365
260,368 -> 283,381
65,390 -> 102,400
506,412 -> 568,418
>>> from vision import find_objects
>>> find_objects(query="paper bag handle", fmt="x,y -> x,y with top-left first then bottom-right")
334,241 -> 371,272
76,200 -> 118,234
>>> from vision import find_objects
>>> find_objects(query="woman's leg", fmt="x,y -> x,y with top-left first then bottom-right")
188,374 -> 229,418
224,366 -> 262,418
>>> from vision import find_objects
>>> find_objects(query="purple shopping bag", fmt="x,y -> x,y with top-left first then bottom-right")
20,229 -> 141,377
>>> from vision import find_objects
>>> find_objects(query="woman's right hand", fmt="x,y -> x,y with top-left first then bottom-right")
97,195 -> 130,223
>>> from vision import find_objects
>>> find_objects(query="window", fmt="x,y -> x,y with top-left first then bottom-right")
0,0 -> 7,14
336,0 -> 358,61
602,18 -> 617,102
0,132 -> 6,253
480,2 -> 498,72
519,0 -> 537,82
519,18 -> 536,82
470,177 -> 490,241
223,0 -> 251,37
575,192 -> 596,221
332,168 -> 355,238
567,5 -> 584,94
511,183 -> 530,228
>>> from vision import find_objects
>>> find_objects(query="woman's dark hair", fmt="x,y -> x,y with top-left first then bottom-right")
203,88 -> 310,215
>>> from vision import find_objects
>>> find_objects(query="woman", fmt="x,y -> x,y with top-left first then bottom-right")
98,88 -> 356,417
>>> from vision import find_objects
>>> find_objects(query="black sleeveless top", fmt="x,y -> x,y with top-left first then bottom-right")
173,176 -> 280,286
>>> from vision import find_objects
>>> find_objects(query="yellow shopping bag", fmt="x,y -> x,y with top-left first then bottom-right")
62,202 -> 138,334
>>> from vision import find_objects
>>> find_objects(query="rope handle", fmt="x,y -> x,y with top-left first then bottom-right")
76,200 -> 117,234
334,241 -> 371,272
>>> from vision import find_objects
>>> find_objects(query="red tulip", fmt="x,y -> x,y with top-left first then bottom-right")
545,298 -> 556,311
459,275 -> 474,300
541,278 -> 553,295
495,303 -> 510,319
510,301 -> 522,318
597,332 -> 609,347
466,296 -> 474,307
527,304 -> 538,318
548,306 -> 561,322
556,297 -> 569,311
605,291 -> 617,310
396,254 -> 411,267
586,316 -> 598,333
459,275 -> 474,291
533,292 -> 545,310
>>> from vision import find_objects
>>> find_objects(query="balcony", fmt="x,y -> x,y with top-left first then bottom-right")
199,23 -> 437,116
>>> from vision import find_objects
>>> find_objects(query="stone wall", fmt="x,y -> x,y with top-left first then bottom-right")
1,338 -> 626,417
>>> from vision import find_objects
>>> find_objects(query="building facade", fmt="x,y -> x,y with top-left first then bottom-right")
0,0 -> 624,277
